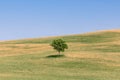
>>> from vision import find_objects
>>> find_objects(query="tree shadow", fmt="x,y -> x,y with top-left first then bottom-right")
46,54 -> 65,58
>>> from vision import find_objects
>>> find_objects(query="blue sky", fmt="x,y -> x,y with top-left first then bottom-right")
0,0 -> 120,40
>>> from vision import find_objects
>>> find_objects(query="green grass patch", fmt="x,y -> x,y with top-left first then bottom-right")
0,52 -> 119,80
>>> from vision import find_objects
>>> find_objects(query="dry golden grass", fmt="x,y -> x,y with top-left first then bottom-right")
0,42 -> 120,65
0,73 -> 16,77
0,44 -> 52,57
82,29 -> 120,35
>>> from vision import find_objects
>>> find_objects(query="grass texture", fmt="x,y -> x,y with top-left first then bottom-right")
0,30 -> 120,80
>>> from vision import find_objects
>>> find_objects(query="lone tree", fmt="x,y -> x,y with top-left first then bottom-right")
51,39 -> 68,55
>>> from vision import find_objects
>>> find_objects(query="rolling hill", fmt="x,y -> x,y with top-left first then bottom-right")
0,30 -> 120,80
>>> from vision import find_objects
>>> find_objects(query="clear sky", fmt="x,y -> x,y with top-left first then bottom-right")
0,0 -> 120,40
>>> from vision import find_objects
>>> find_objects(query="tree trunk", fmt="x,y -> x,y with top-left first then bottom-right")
58,51 -> 60,56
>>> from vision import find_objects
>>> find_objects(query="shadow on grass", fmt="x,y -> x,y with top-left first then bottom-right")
46,54 -> 65,58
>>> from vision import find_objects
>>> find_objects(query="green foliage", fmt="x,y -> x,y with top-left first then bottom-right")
51,39 -> 68,54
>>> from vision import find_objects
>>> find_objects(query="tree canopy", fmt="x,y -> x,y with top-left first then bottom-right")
51,39 -> 68,55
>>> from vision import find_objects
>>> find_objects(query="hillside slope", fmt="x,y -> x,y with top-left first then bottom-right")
2,30 -> 120,44
2,30 -> 120,53
0,30 -> 120,80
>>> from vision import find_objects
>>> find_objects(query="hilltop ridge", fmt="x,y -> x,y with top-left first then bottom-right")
1,29 -> 120,44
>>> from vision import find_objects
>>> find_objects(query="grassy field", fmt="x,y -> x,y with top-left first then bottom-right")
0,30 -> 120,80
